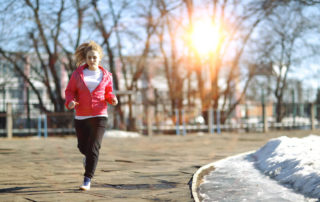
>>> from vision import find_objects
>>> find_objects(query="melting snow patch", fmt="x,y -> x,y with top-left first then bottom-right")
198,135 -> 320,201
252,135 -> 320,198
104,130 -> 141,138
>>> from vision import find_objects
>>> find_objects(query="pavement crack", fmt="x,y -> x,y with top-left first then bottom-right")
24,198 -> 37,202
114,159 -> 134,163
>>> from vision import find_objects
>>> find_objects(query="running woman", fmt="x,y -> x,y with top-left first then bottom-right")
65,41 -> 118,190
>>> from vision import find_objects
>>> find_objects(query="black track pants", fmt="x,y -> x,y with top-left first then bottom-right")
74,117 -> 107,179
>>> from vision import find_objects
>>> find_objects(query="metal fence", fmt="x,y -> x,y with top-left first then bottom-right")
0,102 -> 319,137
136,102 -> 320,135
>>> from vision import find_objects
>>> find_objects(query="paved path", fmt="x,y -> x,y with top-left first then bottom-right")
0,130 -> 319,201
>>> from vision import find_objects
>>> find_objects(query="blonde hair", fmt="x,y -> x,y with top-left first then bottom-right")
74,41 -> 104,67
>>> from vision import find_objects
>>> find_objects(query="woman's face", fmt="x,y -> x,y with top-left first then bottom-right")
86,50 -> 100,69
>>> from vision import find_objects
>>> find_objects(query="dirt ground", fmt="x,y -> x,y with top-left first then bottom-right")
0,130 -> 319,201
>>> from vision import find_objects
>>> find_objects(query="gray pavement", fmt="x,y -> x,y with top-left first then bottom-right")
0,130 -> 319,202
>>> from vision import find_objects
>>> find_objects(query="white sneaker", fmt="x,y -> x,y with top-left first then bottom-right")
79,181 -> 91,191
79,176 -> 91,191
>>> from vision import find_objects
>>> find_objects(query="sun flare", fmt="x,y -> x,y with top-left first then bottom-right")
189,20 -> 223,55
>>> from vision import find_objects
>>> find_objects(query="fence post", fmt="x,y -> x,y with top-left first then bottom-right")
182,109 -> 186,136
175,108 -> 180,136
292,89 -> 296,127
6,103 -> 12,139
43,114 -> 48,138
300,104 -> 304,117
261,88 -> 268,132
311,103 -> 315,131
217,109 -> 221,134
38,115 -> 42,138
147,106 -> 153,137
208,108 -> 214,135
263,104 -> 268,133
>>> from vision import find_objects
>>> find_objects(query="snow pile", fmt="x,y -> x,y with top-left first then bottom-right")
104,130 -> 141,138
199,135 -> 320,201
252,135 -> 320,198
199,152 -> 313,201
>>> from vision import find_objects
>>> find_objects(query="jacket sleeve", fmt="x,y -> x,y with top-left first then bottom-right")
65,72 -> 78,110
105,73 -> 116,104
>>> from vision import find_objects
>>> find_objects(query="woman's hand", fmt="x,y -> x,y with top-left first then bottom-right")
111,97 -> 118,106
68,100 -> 79,109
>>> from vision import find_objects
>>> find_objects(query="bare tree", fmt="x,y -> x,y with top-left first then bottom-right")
155,0 -> 272,124
91,0 -> 163,130
181,0 -> 268,123
157,0 -> 186,121
255,4 -> 315,122
25,0 -> 67,112
0,0 -> 87,113
59,0 -> 90,75
90,0 -> 129,129
278,0 -> 320,5
0,51 -> 48,112
126,0 -> 165,129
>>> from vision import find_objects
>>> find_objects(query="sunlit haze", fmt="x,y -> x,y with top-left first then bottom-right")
189,19 -> 223,56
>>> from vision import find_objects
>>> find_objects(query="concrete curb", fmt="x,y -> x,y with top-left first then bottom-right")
191,151 -> 254,202
191,162 -> 216,202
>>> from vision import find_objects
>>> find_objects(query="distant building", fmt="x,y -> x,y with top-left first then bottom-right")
0,54 -> 67,113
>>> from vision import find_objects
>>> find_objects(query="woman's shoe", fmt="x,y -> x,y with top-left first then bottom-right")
79,176 -> 91,191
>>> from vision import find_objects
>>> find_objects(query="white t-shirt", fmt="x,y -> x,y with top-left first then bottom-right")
75,68 -> 108,120
83,68 -> 103,93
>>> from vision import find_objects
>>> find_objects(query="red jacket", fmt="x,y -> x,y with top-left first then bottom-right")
65,64 -> 115,116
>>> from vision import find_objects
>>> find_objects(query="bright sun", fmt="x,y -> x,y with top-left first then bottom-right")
189,20 -> 223,55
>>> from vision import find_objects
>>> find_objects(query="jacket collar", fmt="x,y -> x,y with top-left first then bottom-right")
76,64 -> 110,85
76,64 -> 108,74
